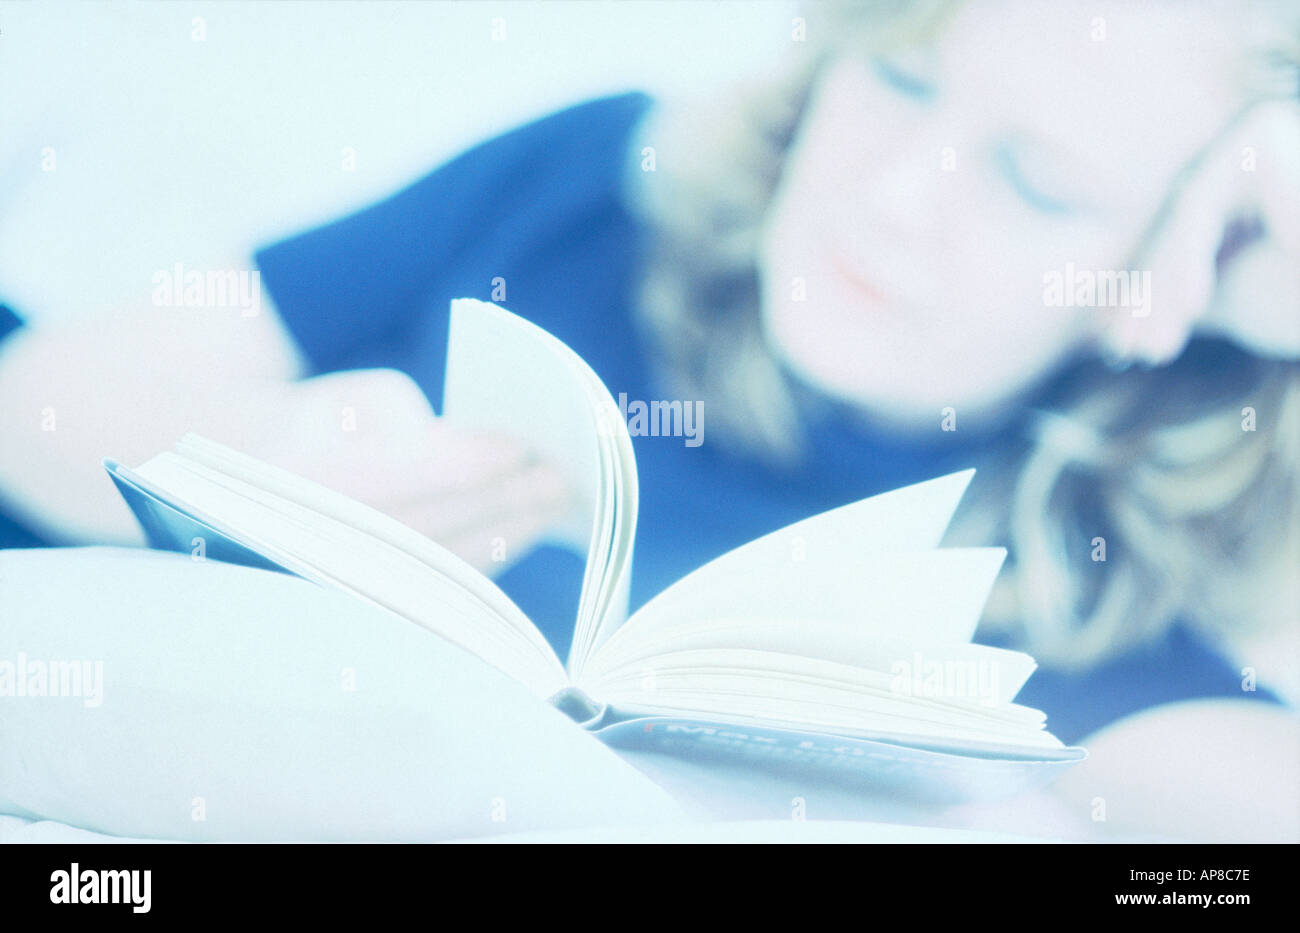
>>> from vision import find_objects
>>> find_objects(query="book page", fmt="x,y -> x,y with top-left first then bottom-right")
171,434 -> 553,666
609,470 -> 986,645
441,300 -> 637,675
122,451 -> 569,698
583,645 -> 1060,754
579,470 -> 1067,755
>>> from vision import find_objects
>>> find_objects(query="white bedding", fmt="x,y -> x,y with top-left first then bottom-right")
0,547 -> 1083,844
0,812 -> 1056,844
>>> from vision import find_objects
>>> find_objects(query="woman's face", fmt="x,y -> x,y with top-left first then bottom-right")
760,0 -> 1242,429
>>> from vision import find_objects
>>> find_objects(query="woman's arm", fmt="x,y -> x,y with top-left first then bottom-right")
1049,698 -> 1299,842
0,278 -> 572,571
0,279 -> 303,543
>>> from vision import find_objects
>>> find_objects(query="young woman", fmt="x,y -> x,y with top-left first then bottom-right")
1,0 -> 1296,838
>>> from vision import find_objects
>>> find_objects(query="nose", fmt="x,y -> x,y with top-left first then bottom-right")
849,131 -> 952,246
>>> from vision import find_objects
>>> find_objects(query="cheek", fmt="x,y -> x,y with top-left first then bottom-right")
759,203 -> 1096,422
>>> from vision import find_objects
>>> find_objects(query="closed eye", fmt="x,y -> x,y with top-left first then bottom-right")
872,57 -> 936,102
994,143 -> 1074,216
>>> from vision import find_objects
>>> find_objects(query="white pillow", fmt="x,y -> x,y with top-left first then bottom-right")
0,547 -> 682,840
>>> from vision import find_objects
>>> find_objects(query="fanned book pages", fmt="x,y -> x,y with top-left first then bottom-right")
105,298 -> 1085,802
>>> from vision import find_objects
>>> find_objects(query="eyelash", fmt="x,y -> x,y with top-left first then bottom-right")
994,145 -> 1073,216
872,59 -> 936,101
871,61 -> 1074,218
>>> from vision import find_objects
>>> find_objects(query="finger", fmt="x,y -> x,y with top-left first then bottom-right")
323,425 -> 535,508
439,508 -> 574,576
395,461 -> 574,545
379,421 -> 534,501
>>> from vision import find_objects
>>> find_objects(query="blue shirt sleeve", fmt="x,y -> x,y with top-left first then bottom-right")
0,304 -> 22,344
253,92 -> 651,384
0,304 -> 50,548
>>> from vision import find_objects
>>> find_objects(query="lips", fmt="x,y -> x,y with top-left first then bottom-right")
830,249 -> 889,304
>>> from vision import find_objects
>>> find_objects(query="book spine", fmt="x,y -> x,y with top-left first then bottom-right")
546,687 -> 607,727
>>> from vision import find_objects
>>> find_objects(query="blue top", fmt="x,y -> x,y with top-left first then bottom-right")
0,304 -> 49,551
0,93 -> 1274,742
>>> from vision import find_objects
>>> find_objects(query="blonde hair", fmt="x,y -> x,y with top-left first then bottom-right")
624,0 -> 1300,668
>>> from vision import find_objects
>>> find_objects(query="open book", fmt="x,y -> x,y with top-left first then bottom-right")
105,299 -> 1084,801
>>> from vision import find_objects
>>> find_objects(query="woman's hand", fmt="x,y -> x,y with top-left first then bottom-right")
242,368 -> 574,574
